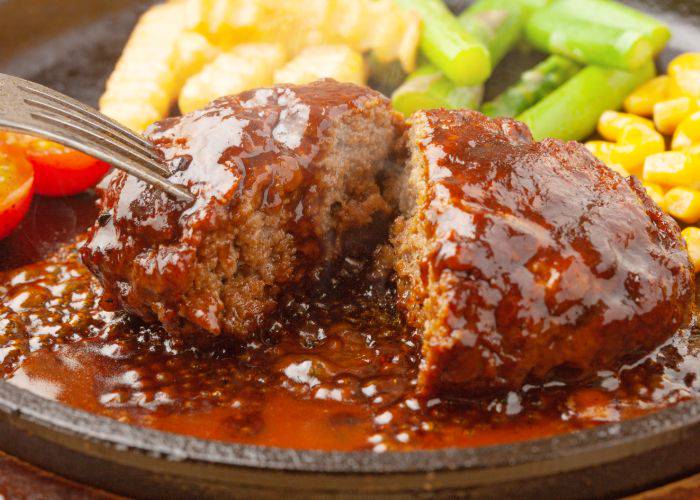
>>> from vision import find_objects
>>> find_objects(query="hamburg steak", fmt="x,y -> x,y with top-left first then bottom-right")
81,80 -> 405,339
391,109 -> 695,397
83,79 -> 694,398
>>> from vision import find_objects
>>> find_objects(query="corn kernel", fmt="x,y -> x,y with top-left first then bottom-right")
685,144 -> 700,163
664,187 -> 700,223
643,151 -> 700,188
585,140 -> 614,160
616,124 -> 666,172
605,144 -> 647,175
598,111 -> 654,141
643,182 -> 667,209
585,140 -> 615,162
589,118 -> 664,174
672,111 -> 700,150
669,53 -> 700,74
668,77 -> 689,99
624,75 -> 670,116
668,52 -> 700,98
605,163 -> 630,177
653,97 -> 698,135
584,141 -> 630,176
681,227 -> 700,272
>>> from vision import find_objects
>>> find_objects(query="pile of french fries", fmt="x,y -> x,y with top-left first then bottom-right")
101,0 -> 420,131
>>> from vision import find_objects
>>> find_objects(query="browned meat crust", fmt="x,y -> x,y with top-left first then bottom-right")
81,80 -> 405,339
391,109 -> 695,398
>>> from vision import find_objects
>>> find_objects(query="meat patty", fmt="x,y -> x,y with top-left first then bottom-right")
81,80 -> 405,339
391,109 -> 695,398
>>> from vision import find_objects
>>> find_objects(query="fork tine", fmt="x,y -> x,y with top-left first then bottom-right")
0,72 -> 192,203
23,96 -> 162,163
17,82 -> 154,148
33,110 -> 172,177
18,82 -> 171,177
18,84 -> 161,158
29,111 -> 193,202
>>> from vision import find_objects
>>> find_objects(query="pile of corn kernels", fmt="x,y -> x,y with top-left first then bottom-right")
586,52 -> 700,273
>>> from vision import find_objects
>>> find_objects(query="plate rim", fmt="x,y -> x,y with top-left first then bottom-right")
2,378 -> 700,474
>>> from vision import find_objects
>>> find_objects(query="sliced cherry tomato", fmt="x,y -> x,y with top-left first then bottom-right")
24,139 -> 110,197
0,145 -> 34,240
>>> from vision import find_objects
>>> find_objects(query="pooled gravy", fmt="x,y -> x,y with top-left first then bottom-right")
0,196 -> 698,451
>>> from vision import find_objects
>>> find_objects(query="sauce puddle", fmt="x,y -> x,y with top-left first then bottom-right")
1,241 -> 699,451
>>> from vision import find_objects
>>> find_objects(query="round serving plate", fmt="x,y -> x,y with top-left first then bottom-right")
0,0 -> 699,498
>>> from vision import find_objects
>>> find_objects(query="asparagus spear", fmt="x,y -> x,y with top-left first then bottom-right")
392,0 -> 525,116
512,0 -> 553,19
547,0 -> 670,55
526,2 -> 653,71
518,61 -> 656,141
481,55 -> 581,118
392,65 -> 484,116
526,0 -> 670,71
459,0 -> 525,66
395,0 -> 491,86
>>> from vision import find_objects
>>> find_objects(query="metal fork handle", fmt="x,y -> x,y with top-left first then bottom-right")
0,73 -> 193,203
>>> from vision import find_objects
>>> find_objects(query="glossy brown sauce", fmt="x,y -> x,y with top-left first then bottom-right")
399,110 -> 695,397
1,197 -> 699,451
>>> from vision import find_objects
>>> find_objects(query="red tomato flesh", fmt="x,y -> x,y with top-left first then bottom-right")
25,139 -> 110,197
0,145 -> 34,240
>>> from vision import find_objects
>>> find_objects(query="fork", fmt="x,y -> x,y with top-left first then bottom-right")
0,73 -> 194,202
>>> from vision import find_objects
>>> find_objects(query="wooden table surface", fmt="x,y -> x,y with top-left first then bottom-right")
630,475 -> 700,500
2,447 -> 700,500
0,451 -> 118,499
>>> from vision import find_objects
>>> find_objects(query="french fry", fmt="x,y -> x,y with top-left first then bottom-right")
185,0 -> 261,47
274,45 -> 366,86
187,0 -> 331,52
98,102 -> 163,134
172,32 -> 220,87
187,0 -> 419,71
256,0 -> 333,55
356,0 -> 420,72
99,2 -> 189,131
99,2 -> 221,131
104,0 -> 420,128
325,0 -> 420,71
326,0 -> 365,49
397,11 -> 421,72
179,43 -> 287,114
